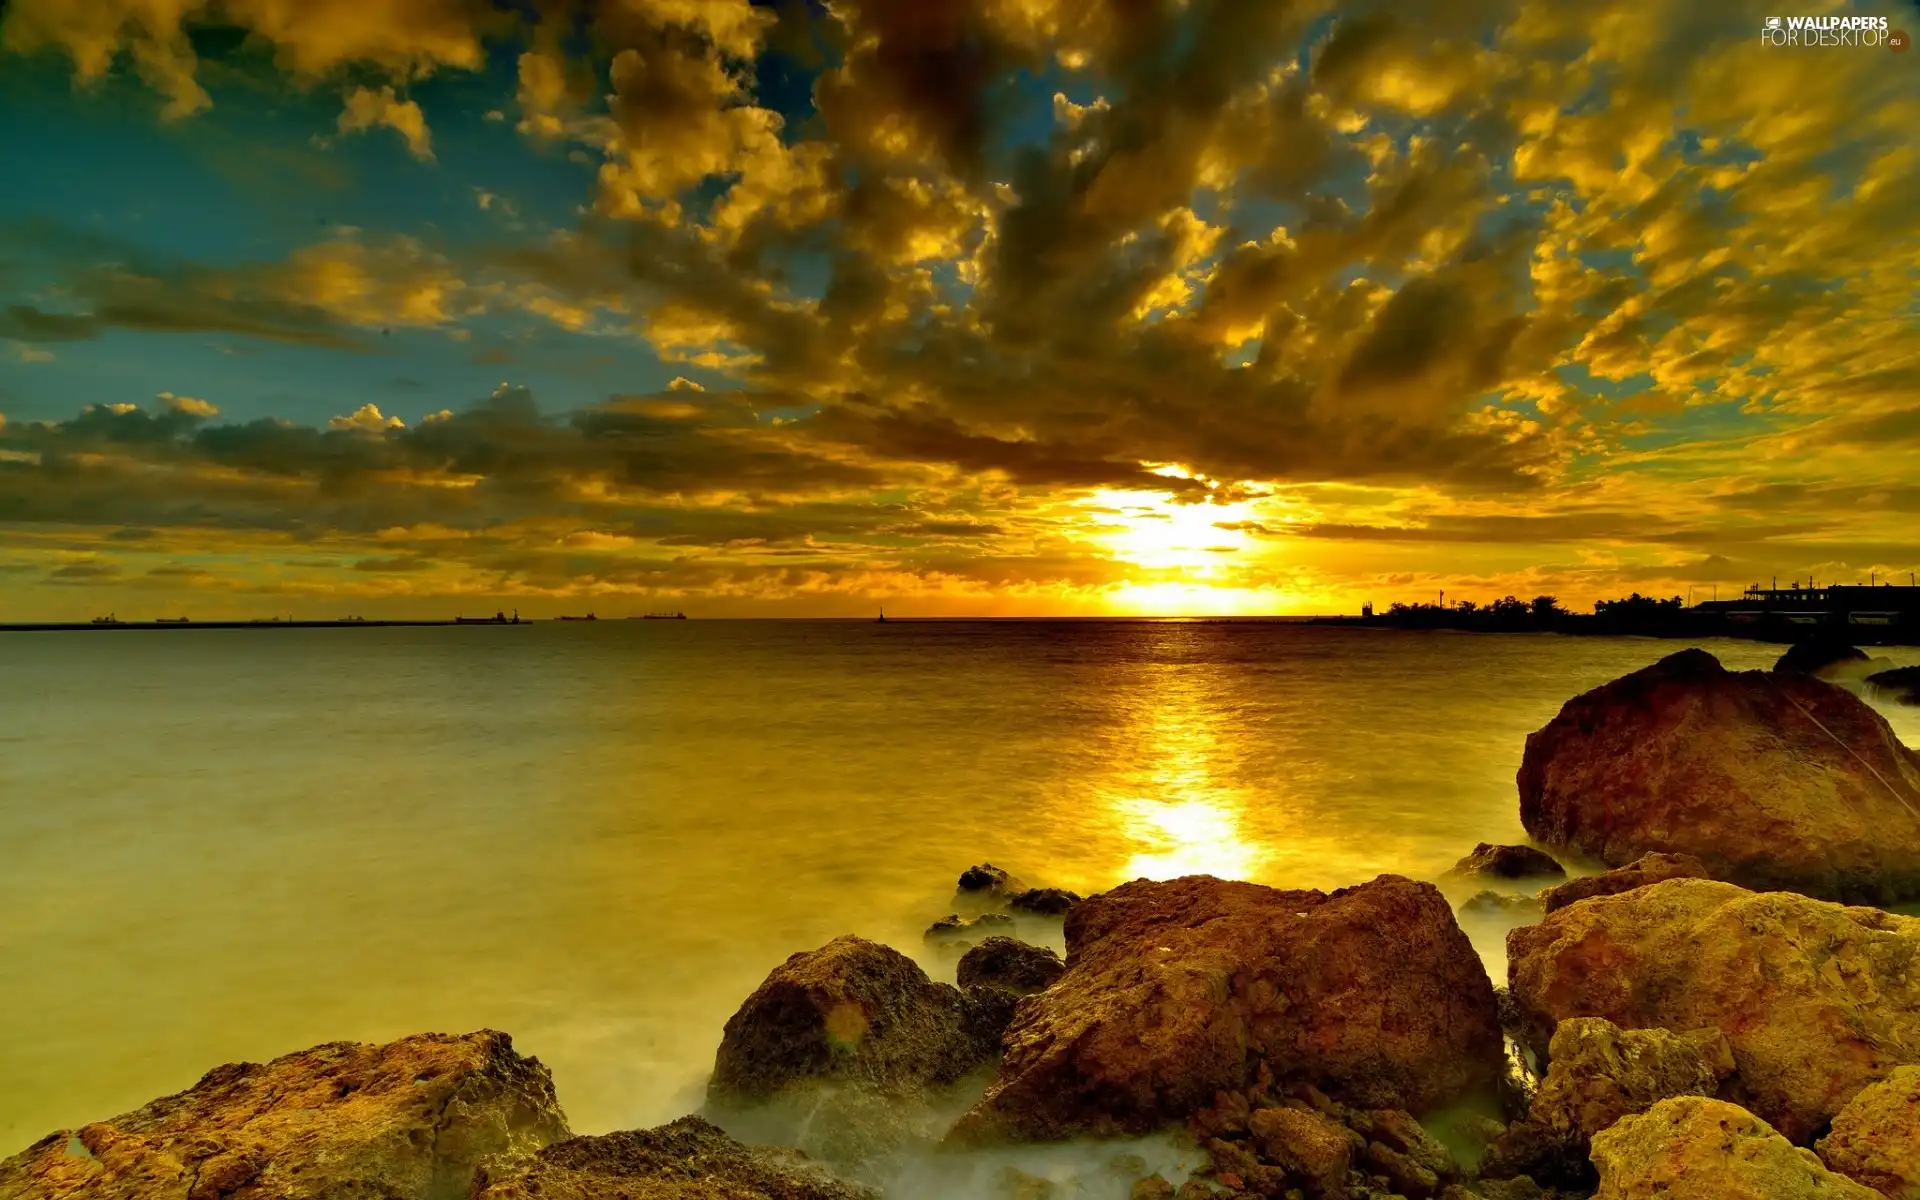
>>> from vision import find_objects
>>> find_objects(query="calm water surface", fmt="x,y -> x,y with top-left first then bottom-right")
4,621 -> 1917,1154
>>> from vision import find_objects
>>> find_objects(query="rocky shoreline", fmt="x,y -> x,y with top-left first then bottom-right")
6,648 -> 1920,1200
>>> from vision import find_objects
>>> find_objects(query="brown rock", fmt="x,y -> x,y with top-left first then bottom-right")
1444,844 -> 1566,883
1365,1141 -> 1440,1198
1130,1177 -> 1177,1200
956,938 -> 1066,995
709,936 -> 1006,1106
949,874 -> 1503,1142
1817,1065 -> 1920,1199
1506,877 -> 1920,1142
1248,1106 -> 1352,1197
1538,854 -> 1711,913
1530,1017 -> 1734,1144
1590,1096 -> 1881,1199
1366,1108 -> 1457,1181
1008,888 -> 1083,917
471,1115 -> 875,1200
0,1031 -> 567,1200
1517,649 -> 1920,903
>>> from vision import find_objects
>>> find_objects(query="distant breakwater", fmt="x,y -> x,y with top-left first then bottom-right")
0,618 -> 530,632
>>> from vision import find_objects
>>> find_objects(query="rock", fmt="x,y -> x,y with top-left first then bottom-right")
1439,1182 -> 1552,1200
471,1115 -> 875,1199
711,936 -> 1008,1107
0,1031 -> 567,1200
957,937 -> 1066,995
1816,1065 -> 1920,1199
926,913 -> 1017,943
1517,648 -> 1920,903
958,864 -> 1027,901
1868,666 -> 1920,706
1364,1141 -> 1440,1198
1537,854 -> 1711,913
1131,1179 -> 1177,1200
1506,877 -> 1920,1142
1531,1017 -> 1734,1145
1008,888 -> 1083,916
1459,891 -> 1542,917
1247,1106 -> 1352,1197
706,935 -> 1017,1172
948,874 -> 1504,1142
1445,844 -> 1567,883
1774,639 -> 1869,677
1367,1108 -> 1457,1181
1590,1096 -> 1881,1199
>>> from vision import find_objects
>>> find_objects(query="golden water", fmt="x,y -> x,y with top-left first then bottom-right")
3,622 -> 1915,1155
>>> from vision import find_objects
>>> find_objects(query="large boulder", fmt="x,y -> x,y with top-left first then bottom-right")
1507,877 -> 1920,1142
1517,648 -> 1920,903
1538,853 -> 1710,913
1816,1065 -> 1920,1199
1590,1096 -> 1881,1199
472,1116 -> 876,1200
946,874 -> 1504,1142
705,936 -> 1013,1172
0,1031 -> 567,1200
709,936 -> 1007,1106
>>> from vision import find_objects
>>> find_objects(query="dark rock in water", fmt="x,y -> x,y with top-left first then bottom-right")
1459,891 -> 1543,918
947,874 -> 1504,1142
1867,665 -> 1920,706
709,936 -> 1007,1106
925,912 -> 1017,942
1774,639 -> 1868,677
1815,1065 -> 1920,1200
1518,648 -> 1920,903
957,864 -> 1026,900
1538,853 -> 1711,912
706,936 -> 1013,1174
472,1115 -> 877,1199
0,1031 -> 568,1200
957,937 -> 1065,995
1445,844 -> 1567,883
1590,1096 -> 1881,1199
1008,887 -> 1083,916
1507,877 -> 1920,1143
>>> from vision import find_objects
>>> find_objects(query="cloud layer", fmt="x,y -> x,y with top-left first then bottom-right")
2,0 -> 1916,615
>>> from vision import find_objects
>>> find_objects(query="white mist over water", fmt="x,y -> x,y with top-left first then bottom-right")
3,622 -> 1917,1159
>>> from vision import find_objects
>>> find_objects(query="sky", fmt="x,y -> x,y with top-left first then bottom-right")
0,0 -> 1916,619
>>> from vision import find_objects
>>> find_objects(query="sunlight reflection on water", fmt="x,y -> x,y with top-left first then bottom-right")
2,622 -> 1915,1153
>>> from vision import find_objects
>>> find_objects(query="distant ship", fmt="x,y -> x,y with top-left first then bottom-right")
556,613 -> 597,621
455,611 -> 522,625
635,612 -> 686,620
876,605 -> 887,624
156,617 -> 190,624
90,614 -> 123,626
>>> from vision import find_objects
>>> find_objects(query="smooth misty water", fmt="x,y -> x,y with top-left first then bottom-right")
3,621 -> 1917,1158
